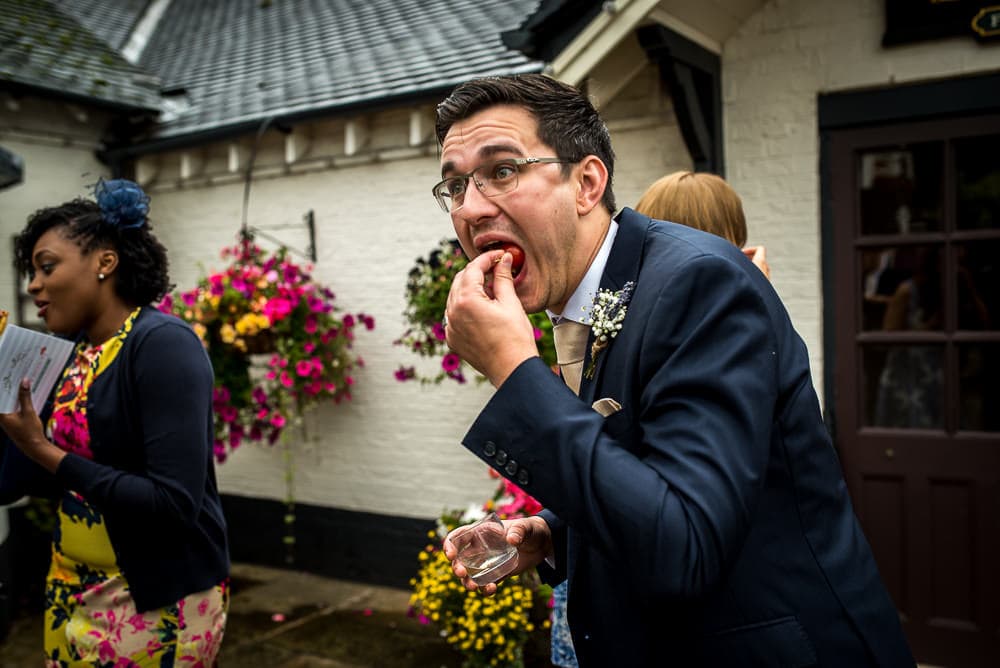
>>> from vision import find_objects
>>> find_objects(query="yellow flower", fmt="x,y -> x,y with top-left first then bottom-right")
220,324 -> 236,344
235,314 -> 258,335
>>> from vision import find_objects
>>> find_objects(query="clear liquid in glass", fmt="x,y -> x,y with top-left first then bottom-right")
462,546 -> 518,586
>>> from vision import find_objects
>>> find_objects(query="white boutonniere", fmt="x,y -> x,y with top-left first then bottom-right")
584,281 -> 635,379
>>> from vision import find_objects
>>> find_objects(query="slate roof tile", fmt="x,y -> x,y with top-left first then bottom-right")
137,0 -> 544,141
0,0 -> 162,111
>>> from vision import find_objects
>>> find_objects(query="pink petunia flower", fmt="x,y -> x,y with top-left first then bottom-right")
441,353 -> 461,372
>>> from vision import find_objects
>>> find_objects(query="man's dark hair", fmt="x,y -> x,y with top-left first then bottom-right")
14,198 -> 173,305
435,73 -> 617,214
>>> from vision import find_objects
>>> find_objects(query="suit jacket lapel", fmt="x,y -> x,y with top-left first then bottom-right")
578,208 -> 649,402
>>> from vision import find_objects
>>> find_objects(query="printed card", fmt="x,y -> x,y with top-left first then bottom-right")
0,315 -> 74,413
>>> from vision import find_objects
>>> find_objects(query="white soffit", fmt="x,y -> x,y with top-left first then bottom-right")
551,0 -> 765,86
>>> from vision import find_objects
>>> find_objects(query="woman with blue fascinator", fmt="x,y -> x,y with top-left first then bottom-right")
0,180 -> 230,665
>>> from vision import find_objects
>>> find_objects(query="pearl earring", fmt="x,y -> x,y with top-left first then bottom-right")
98,273 -> 105,280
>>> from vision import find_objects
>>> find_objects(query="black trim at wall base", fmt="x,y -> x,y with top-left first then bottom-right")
221,494 -> 435,590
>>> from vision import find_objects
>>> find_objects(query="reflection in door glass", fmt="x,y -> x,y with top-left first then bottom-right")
956,134 -> 1000,230
863,344 -> 943,429
859,244 -> 944,332
859,143 -> 943,235
959,344 -> 999,432
955,242 -> 998,331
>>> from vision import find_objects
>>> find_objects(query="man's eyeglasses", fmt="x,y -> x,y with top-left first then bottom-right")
432,157 -> 571,213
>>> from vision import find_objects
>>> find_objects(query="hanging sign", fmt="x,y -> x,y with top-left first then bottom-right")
883,1 -> 1000,45
972,6 -> 1000,37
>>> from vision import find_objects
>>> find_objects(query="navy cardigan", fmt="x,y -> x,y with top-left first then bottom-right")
0,307 -> 229,612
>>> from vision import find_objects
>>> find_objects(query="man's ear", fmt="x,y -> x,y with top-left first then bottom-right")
576,155 -> 608,216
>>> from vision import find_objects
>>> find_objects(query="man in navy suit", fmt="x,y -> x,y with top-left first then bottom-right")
435,73 -> 913,667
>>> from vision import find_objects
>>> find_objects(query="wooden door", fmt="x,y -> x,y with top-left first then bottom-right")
829,114 -> 1000,667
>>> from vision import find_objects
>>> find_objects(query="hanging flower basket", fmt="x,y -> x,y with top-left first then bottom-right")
159,239 -> 374,462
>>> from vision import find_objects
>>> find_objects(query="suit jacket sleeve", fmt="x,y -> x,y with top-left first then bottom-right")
463,250 -> 779,600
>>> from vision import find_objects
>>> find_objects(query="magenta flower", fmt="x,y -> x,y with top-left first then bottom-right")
295,360 -> 313,377
441,353 -> 461,372
263,297 -> 292,321
431,322 -> 446,341
208,274 -> 225,296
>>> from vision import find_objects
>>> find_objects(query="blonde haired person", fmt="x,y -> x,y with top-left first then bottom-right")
635,170 -> 771,279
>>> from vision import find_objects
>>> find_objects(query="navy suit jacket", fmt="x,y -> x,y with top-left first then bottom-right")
462,208 -> 914,667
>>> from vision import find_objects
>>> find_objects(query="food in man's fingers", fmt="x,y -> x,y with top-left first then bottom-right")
0,309 -> 8,336
500,243 -> 525,276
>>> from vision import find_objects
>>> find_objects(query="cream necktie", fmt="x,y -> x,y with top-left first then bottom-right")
552,320 -> 590,395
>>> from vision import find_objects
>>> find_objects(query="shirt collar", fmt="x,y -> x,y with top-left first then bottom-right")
547,219 -> 619,326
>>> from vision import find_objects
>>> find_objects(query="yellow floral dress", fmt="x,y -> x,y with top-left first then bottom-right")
44,308 -> 229,667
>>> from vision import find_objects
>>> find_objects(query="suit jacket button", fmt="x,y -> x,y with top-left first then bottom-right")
483,441 -> 497,457
505,460 -> 518,476
495,449 -> 508,466
516,469 -> 530,486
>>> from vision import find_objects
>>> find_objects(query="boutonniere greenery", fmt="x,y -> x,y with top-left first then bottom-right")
585,281 -> 635,379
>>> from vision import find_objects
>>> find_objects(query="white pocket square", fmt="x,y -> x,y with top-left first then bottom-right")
591,397 -> 622,417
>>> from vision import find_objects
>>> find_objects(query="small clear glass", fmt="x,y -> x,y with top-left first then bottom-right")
450,512 -> 518,586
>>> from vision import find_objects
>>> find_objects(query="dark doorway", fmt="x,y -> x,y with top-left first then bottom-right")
824,82 -> 1000,666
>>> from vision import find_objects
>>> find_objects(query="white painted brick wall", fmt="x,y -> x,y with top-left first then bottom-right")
723,0 -> 1000,401
0,101 -> 111,324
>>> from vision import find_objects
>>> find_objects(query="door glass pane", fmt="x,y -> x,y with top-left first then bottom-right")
859,143 -> 943,235
863,344 -> 944,429
956,133 -> 1000,230
859,244 -> 944,332
958,344 -> 1000,432
955,242 -> 998,331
